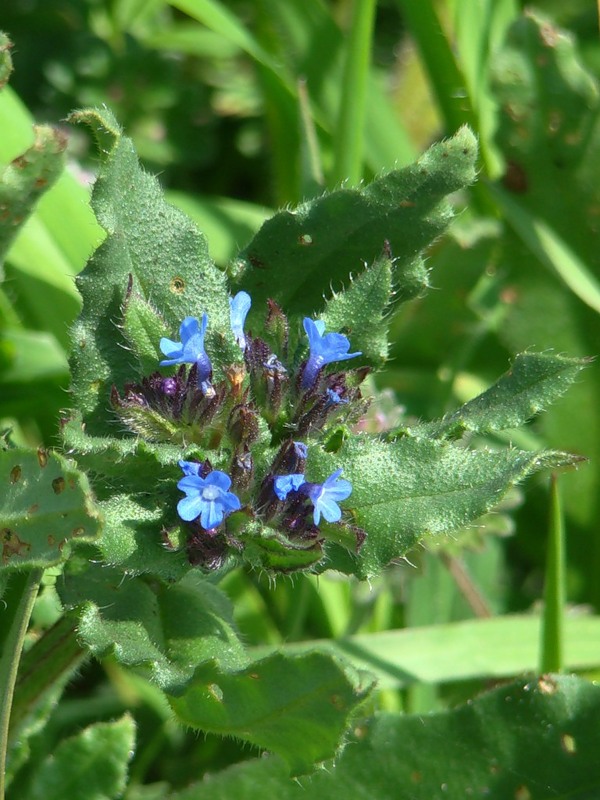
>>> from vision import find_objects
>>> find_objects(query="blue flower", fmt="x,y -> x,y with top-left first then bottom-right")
230,291 -> 251,351
273,473 -> 305,501
304,469 -> 352,525
160,315 -> 212,393
177,462 -> 241,530
301,318 -> 361,389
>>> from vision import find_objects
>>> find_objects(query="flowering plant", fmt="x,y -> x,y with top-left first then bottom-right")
0,89 -> 590,793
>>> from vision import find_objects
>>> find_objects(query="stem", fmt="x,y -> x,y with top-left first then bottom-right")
440,552 -> 492,618
540,474 -> 565,673
8,614 -> 87,736
0,568 -> 43,800
332,0 -> 377,186
395,0 -> 497,213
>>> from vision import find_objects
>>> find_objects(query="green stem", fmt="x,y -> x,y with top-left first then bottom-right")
8,614 -> 87,736
394,0 -> 497,213
0,568 -> 43,800
332,0 -> 377,186
540,474 -> 565,673
396,0 -> 478,137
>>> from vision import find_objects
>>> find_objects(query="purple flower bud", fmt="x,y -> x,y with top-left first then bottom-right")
162,377 -> 178,396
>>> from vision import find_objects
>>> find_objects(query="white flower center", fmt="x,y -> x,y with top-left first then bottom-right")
202,486 -> 221,501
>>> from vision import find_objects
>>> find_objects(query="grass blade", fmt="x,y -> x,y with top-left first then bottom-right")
332,0 -> 377,186
540,474 -> 565,673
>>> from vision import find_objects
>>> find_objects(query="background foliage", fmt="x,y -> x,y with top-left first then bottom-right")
1,0 -> 600,797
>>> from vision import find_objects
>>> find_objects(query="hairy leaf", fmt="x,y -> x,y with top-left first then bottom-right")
0,124 -> 66,264
24,715 -> 135,800
416,351 -> 589,438
233,127 -> 477,318
321,251 -> 393,367
309,436 -> 580,577
0,447 -> 101,571
58,568 -> 246,690
169,650 -> 374,775
68,107 -> 237,434
170,675 -> 600,799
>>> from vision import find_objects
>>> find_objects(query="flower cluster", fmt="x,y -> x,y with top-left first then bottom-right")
112,288 -> 366,569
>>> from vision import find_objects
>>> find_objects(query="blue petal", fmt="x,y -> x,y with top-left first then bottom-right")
201,499 -> 224,530
274,473 -> 305,500
180,316 -> 200,342
160,337 -> 183,357
205,470 -> 232,491
221,491 -> 242,515
302,318 -> 321,347
325,481 -> 352,502
317,496 -> 343,523
324,468 -> 344,485
177,495 -> 203,522
177,475 -> 204,494
323,470 -> 352,501
179,460 -> 201,477
230,291 -> 251,323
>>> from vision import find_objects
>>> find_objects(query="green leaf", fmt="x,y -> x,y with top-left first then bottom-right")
233,127 -> 477,319
0,125 -> 66,264
416,351 -> 589,438
24,715 -> 135,800
60,416 -> 200,580
309,436 -> 579,577
170,675 -> 600,799
169,650 -> 374,776
121,277 -> 170,376
0,448 -> 101,571
68,107 -> 236,435
58,568 -> 247,691
250,613 -> 600,689
321,251 -> 393,368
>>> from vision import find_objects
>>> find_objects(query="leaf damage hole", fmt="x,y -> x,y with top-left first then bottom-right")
537,675 -> 558,695
37,448 -> 48,467
561,733 -> 576,754
208,683 -> 223,702
2,529 -> 31,561
72,527 -> 85,537
28,504 -> 40,515
52,476 -> 66,494
10,465 -> 22,483
170,276 -> 186,294
298,233 -> 313,246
